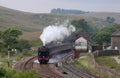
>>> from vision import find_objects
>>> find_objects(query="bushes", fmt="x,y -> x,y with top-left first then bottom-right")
0,68 -> 40,78
11,39 -> 31,52
13,70 -> 39,78
0,68 -> 6,78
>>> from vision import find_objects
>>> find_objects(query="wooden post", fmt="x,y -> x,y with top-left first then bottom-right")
74,50 -> 80,59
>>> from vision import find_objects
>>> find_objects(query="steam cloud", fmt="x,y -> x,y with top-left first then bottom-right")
40,22 -> 75,45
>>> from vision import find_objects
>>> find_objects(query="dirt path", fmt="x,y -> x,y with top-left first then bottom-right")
112,56 -> 120,64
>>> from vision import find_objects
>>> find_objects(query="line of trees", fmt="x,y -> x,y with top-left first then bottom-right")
51,8 -> 89,14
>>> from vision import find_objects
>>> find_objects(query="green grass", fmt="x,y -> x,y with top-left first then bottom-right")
0,68 -> 40,78
96,56 -> 120,72
0,50 -> 39,77
30,39 -> 43,47
0,50 -> 37,68
118,55 -> 120,59
72,53 -> 113,78
73,53 -> 96,72
18,27 -> 40,32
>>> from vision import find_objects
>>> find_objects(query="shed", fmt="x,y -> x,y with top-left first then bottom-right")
74,36 -> 88,51
74,36 -> 88,58
111,30 -> 120,50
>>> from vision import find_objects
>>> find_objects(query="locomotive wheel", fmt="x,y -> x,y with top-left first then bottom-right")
40,61 -> 43,64
45,60 -> 47,64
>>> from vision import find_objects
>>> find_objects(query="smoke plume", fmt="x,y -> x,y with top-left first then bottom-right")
40,22 -> 75,45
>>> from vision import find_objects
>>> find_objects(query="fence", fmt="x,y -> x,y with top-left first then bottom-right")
93,50 -> 119,57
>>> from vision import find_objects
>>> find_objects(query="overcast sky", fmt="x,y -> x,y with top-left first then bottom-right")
0,0 -> 120,13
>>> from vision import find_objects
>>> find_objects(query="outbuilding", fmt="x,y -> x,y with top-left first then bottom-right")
74,36 -> 88,58
111,30 -> 120,50
74,36 -> 88,51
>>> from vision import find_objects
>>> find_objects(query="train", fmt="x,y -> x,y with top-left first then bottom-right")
38,46 -> 50,64
38,43 -> 72,64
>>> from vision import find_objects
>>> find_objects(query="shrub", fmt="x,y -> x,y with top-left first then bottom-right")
13,70 -> 39,78
0,68 -> 6,78
0,68 -> 40,78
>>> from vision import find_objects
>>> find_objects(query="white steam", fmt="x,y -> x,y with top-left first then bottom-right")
40,22 -> 75,45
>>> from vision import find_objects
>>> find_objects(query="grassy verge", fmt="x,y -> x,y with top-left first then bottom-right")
0,68 -> 40,78
0,47 -> 40,77
72,53 -> 111,78
0,39 -> 41,68
96,56 -> 120,72
0,50 -> 37,68
73,53 -> 96,73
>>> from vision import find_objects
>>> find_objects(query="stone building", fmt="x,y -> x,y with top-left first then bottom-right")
111,30 -> 120,50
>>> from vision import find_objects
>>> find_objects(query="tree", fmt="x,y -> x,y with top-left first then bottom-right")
12,40 -> 31,51
106,16 -> 115,24
92,30 -> 112,45
2,27 -> 22,47
91,24 -> 120,45
71,19 -> 92,33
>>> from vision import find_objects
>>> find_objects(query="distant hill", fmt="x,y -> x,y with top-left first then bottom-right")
51,8 -> 89,14
0,6 -> 120,35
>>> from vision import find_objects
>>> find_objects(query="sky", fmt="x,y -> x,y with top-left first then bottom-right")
0,0 -> 120,13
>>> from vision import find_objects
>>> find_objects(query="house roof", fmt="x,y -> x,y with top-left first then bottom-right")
74,33 -> 89,42
111,29 -> 120,37
75,36 -> 87,41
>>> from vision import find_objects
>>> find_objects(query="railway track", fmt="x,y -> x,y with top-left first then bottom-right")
23,56 -> 36,70
15,44 -> 99,78
14,56 -> 36,71
15,56 -> 65,78
33,64 -> 64,78
61,52 -> 99,78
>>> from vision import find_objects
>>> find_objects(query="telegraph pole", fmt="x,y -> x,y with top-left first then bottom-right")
8,46 -> 11,67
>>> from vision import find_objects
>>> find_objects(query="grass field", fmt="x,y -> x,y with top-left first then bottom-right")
19,32 -> 41,40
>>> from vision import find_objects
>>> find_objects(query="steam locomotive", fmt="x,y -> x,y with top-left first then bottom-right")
38,46 -> 50,64
38,43 -> 72,64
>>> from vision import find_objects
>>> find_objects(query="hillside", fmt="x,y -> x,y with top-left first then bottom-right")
84,12 -> 120,24
0,6 -> 120,40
